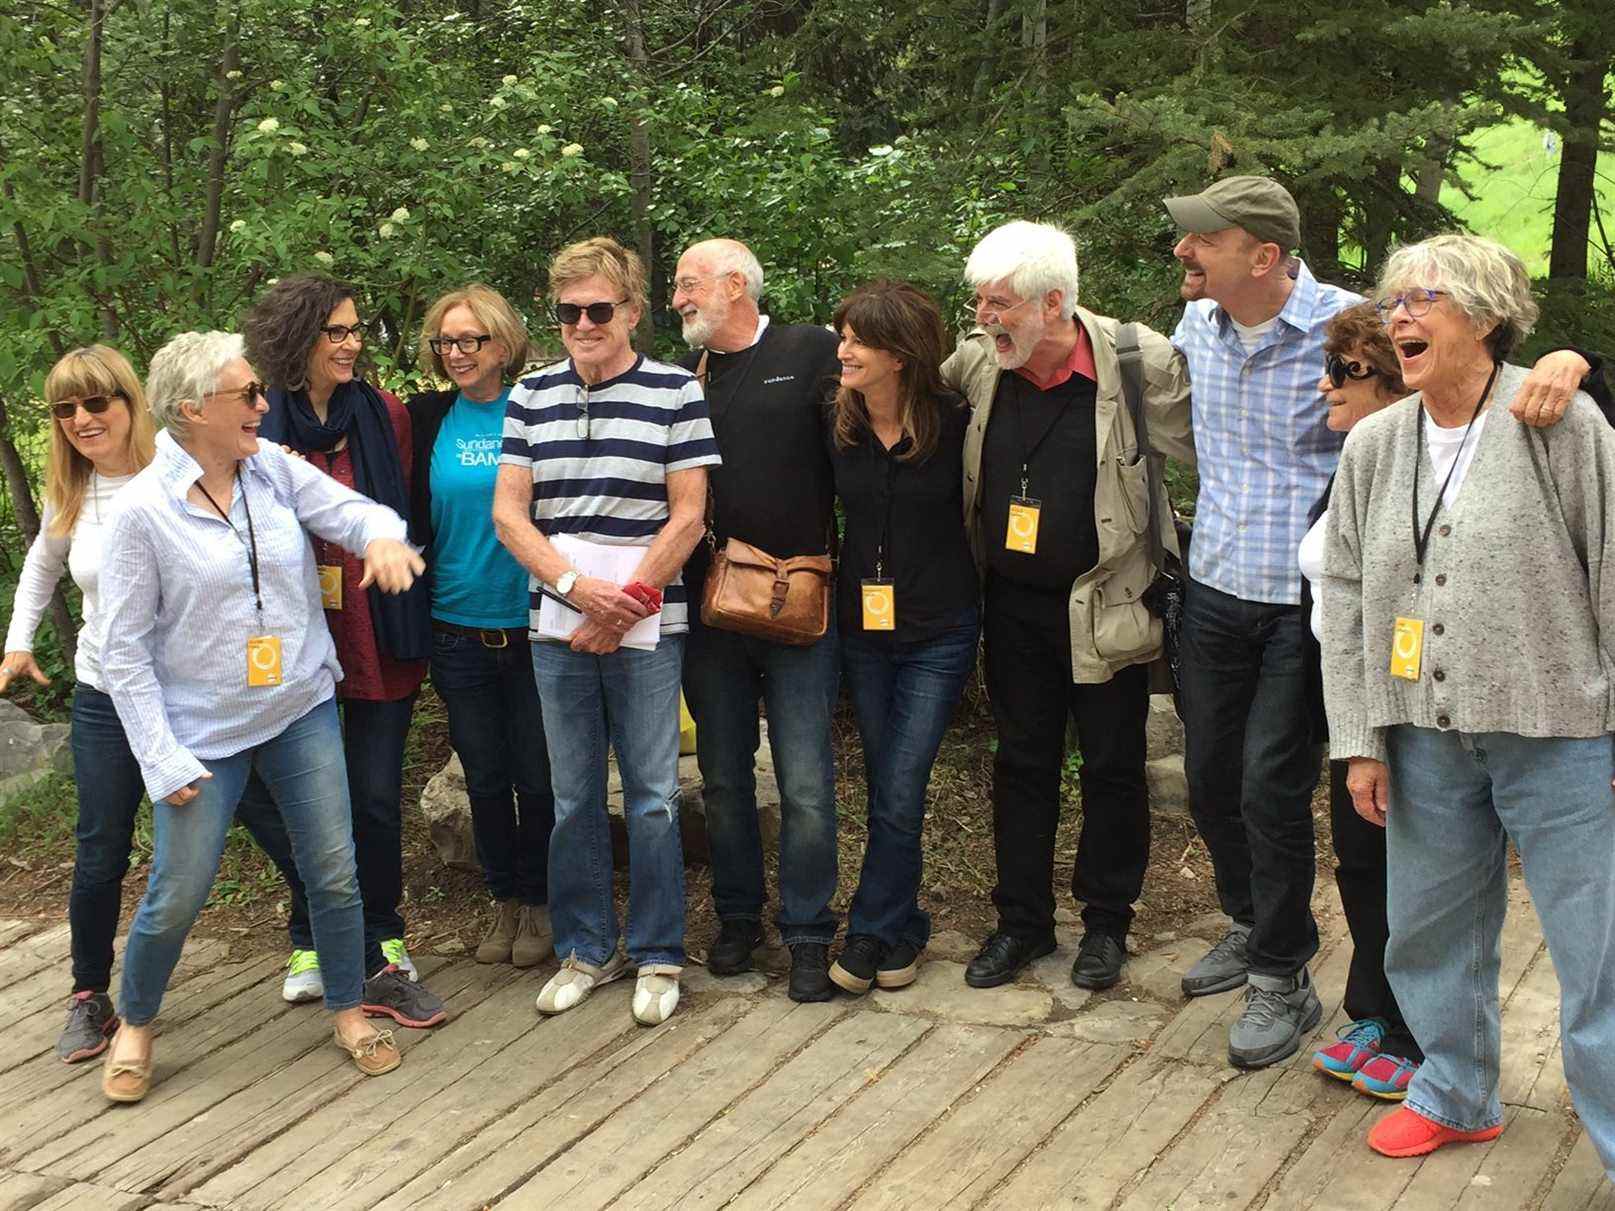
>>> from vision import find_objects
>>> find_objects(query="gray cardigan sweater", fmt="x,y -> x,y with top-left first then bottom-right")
1321,362 -> 1615,763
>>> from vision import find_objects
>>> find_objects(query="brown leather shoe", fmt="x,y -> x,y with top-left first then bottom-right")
101,1026 -> 152,1103
511,904 -> 553,968
475,899 -> 519,964
334,1024 -> 401,1076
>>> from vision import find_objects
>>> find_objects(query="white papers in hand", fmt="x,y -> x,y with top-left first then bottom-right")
537,534 -> 661,651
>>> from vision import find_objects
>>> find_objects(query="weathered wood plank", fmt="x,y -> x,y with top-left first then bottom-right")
846,1035 -> 1127,1209
1388,1106 -> 1521,1210
1498,947 -> 1566,1110
0,1168 -> 64,1211
27,1180 -> 148,1211
727,1024 -> 1022,1211
0,920 -> 44,949
1455,1104 -> 1574,1209
983,1059 -> 1233,1210
1542,1131 -> 1615,1211
0,926 -> 73,996
1266,1097 -> 1420,1210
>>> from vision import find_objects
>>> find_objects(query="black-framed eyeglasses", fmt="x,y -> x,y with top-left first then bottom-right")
430,333 -> 494,356
1373,288 -> 1445,323
319,322 -> 368,345
208,381 -> 268,407
49,392 -> 125,420
554,298 -> 628,326
1325,354 -> 1380,389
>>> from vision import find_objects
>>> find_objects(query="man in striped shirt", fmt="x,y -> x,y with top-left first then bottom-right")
494,237 -> 720,1027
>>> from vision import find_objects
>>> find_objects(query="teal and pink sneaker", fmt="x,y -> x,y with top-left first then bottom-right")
1312,1017 -> 1388,1080
1352,1052 -> 1419,1101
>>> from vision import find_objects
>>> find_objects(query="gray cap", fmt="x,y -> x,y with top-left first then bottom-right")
1164,175 -> 1302,253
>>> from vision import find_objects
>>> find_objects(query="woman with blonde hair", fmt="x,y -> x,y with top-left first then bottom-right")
407,284 -> 556,968
0,346 -> 300,1066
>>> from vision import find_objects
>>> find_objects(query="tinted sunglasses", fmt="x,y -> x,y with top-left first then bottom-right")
1325,354 -> 1379,389
50,392 -> 125,420
554,298 -> 628,326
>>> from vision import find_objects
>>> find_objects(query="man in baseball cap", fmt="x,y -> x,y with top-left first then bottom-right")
1164,175 -> 1303,254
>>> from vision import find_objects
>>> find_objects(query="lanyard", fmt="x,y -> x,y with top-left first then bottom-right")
1410,360 -> 1498,584
1010,376 -> 1065,496
870,435 -> 904,578
196,475 -> 264,612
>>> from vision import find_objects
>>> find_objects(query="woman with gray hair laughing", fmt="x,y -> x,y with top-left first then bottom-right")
95,331 -> 425,1102
1321,234 -> 1615,1175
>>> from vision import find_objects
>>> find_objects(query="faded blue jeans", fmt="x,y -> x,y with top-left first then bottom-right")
1385,724 -> 1615,1178
119,697 -> 366,1024
532,637 -> 686,968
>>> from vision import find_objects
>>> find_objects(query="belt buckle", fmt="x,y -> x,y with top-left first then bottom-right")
479,629 -> 508,650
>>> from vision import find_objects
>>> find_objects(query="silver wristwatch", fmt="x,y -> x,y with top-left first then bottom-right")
555,569 -> 580,598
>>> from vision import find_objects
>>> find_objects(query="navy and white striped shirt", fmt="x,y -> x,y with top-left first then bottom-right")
500,355 -> 721,634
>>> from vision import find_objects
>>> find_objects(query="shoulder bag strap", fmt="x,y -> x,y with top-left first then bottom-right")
1115,323 -> 1165,569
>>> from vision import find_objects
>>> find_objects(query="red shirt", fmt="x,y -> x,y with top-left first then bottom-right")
1012,323 -> 1098,390
308,390 -> 426,703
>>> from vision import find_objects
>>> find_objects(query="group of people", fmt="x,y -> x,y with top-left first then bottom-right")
2,173 -> 1612,1181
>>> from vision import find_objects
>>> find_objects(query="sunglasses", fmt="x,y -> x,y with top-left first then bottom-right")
554,298 -> 628,326
208,381 -> 268,407
50,392 -> 125,420
1325,354 -> 1380,389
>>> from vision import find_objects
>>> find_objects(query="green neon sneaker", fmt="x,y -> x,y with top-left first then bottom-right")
281,949 -> 324,1004
379,938 -> 418,983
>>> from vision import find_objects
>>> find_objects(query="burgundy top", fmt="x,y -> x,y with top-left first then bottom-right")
306,389 -> 427,703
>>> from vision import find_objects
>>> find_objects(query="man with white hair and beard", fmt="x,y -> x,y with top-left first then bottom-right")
942,220 -> 1194,992
671,238 -> 844,1002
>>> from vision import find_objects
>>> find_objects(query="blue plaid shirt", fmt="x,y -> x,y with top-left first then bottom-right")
1172,261 -> 1362,605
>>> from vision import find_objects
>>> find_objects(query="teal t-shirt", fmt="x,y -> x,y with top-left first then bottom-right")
429,389 -> 529,628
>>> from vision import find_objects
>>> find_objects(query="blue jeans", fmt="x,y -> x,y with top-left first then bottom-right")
1180,577 -> 1320,976
431,630 -> 554,904
1385,725 -> 1615,1176
118,698 -> 367,1023
682,614 -> 839,944
532,637 -> 686,967
841,612 -> 978,948
67,684 -> 303,995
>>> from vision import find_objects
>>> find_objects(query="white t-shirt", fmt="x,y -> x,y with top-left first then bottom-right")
4,472 -> 135,690
1298,510 -> 1328,642
1230,315 -> 1277,354
1424,410 -> 1489,510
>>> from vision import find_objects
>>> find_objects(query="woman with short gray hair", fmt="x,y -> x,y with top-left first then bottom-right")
95,331 -> 426,1102
1321,233 -> 1615,1175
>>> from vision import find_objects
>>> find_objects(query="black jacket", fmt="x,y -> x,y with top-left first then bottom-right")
404,388 -> 459,552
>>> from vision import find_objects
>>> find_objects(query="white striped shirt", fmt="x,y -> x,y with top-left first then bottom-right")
500,354 -> 721,634
100,430 -> 407,801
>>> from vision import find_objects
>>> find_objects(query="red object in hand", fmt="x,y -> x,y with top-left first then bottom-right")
624,581 -> 663,612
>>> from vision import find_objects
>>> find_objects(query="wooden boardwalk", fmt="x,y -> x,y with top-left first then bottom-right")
0,880 -> 1609,1211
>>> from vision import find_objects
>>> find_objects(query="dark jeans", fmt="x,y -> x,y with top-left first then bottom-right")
841,611 -> 979,948
253,692 -> 416,974
1329,759 -> 1421,1060
430,630 -> 553,904
67,684 -> 303,994
1180,576 -> 1320,977
682,613 -> 839,945
984,580 -> 1150,942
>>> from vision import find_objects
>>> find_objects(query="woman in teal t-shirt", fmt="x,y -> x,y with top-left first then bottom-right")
408,285 -> 553,968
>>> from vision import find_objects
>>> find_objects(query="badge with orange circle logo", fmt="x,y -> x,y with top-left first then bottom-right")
317,564 -> 343,611
246,635 -> 284,687
861,579 -> 896,631
1389,616 -> 1423,681
1006,496 -> 1041,554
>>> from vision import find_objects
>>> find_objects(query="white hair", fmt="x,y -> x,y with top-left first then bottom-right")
1378,234 -> 1539,359
146,331 -> 245,436
708,241 -> 764,300
964,221 -> 1080,313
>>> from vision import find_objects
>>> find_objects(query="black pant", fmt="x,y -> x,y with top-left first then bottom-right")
1328,760 -> 1422,1059
984,579 -> 1150,942
1180,577 -> 1320,977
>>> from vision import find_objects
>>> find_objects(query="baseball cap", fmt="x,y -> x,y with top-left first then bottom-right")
1164,176 -> 1302,253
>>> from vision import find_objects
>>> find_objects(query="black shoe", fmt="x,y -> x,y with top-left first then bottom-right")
1071,932 -> 1127,990
788,942 -> 834,1002
876,941 -> 922,990
964,931 -> 1057,989
707,919 -> 763,976
829,935 -> 883,995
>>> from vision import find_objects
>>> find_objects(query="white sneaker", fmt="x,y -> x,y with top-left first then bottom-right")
536,951 -> 629,1016
379,938 -> 418,982
632,964 -> 682,1026
281,949 -> 324,1004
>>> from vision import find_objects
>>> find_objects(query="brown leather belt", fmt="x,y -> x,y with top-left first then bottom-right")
432,620 -> 527,649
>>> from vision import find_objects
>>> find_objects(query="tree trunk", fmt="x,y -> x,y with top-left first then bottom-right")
1413,132 -> 1451,205
621,0 -> 656,349
972,0 -> 1006,105
195,9 -> 241,280
0,394 -> 77,666
1548,40 -> 1610,282
77,0 -> 118,340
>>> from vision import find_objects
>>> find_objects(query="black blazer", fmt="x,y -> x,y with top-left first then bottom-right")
404,388 -> 459,552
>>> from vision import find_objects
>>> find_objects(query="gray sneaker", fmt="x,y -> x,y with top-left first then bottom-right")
1181,924 -> 1252,997
1228,967 -> 1323,1069
362,965 -> 448,1029
57,991 -> 118,1063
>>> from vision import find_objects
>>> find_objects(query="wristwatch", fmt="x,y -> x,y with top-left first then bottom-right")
555,569 -> 579,598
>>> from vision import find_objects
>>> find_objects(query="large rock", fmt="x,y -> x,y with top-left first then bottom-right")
419,753 -> 478,872
1145,754 -> 1190,818
1145,693 -> 1184,758
0,699 -> 70,783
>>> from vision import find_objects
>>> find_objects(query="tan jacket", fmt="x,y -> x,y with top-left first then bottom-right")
944,307 -> 1195,684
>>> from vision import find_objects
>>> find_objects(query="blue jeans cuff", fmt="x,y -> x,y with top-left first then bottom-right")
779,931 -> 836,947
1405,1098 -> 1504,1134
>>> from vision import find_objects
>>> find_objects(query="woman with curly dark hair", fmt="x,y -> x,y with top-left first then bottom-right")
241,273 -> 444,1032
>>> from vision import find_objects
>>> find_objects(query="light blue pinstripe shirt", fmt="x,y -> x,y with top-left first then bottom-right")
1172,261 -> 1362,604
100,431 -> 408,801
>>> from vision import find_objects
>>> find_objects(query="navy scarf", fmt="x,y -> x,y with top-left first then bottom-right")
261,379 -> 431,662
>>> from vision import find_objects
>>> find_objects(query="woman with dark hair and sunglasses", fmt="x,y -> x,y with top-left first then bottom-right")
407,285 -> 556,969
824,281 -> 979,995
241,274 -> 445,1031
